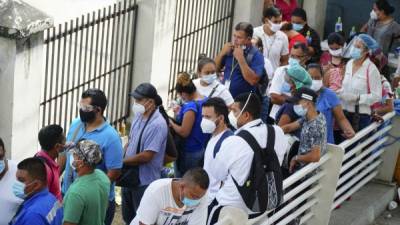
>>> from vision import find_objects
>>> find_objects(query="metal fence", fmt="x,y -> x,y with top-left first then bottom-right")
40,0 -> 138,131
168,0 -> 235,99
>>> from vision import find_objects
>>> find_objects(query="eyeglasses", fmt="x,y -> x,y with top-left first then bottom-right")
77,102 -> 97,112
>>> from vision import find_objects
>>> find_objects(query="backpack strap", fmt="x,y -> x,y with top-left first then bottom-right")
266,125 -> 275,154
245,46 -> 258,66
213,129 -> 234,158
208,84 -> 219,98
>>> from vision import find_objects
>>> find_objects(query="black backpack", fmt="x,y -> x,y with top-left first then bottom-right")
233,124 -> 283,214
245,46 -> 269,98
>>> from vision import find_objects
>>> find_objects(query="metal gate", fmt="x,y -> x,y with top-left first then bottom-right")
40,0 -> 138,131
168,0 -> 235,98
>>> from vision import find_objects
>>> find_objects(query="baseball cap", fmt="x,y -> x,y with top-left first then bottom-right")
130,83 -> 162,106
70,140 -> 102,166
289,87 -> 318,104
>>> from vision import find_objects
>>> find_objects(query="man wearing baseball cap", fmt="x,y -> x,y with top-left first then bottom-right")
121,83 -> 169,224
281,87 -> 327,174
63,140 -> 111,225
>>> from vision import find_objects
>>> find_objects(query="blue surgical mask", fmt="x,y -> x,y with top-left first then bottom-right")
350,47 -> 363,60
12,180 -> 27,199
281,82 -> 292,93
201,73 -> 217,85
294,104 -> 308,117
292,23 -> 304,31
0,160 -> 5,174
182,197 -> 201,207
288,57 -> 300,66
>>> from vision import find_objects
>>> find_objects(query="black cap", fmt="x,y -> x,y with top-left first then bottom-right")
288,87 -> 318,104
130,83 -> 162,106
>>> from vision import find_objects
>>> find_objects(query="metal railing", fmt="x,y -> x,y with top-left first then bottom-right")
249,112 -> 396,225
168,0 -> 235,99
40,0 -> 138,130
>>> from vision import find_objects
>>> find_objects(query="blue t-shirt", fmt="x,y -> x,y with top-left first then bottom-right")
10,189 -> 63,225
222,46 -> 265,98
62,118 -> 123,201
126,109 -> 168,186
276,88 -> 341,144
177,98 -> 209,153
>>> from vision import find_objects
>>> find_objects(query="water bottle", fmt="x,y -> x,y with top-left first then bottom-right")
306,30 -> 312,45
335,17 -> 343,32
349,26 -> 356,39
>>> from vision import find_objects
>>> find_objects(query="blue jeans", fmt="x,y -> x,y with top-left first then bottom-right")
104,200 -> 115,225
122,185 -> 149,225
175,149 -> 205,177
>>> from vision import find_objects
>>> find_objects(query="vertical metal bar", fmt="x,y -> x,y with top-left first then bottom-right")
65,20 -> 73,130
82,13 -> 90,91
53,24 -> 62,125
181,0 -> 190,73
186,0 -> 195,73
103,6 -> 112,93
190,0 -> 201,73
106,3 -> 117,122
229,0 -> 236,41
168,0 -> 182,99
71,17 -> 79,120
116,0 -> 128,122
178,0 -> 188,74
193,0 -> 204,66
126,2 -> 138,118
76,15 -> 85,117
122,0 -> 133,119
88,11 -> 96,89
47,27 -> 56,125
94,9 -> 101,89
42,29 -> 50,127
213,0 -> 223,58
215,0 -> 225,58
98,8 -> 107,90
205,0 -> 215,57
59,22 -> 68,127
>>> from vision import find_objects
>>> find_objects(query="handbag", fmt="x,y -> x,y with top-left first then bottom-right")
116,110 -> 155,188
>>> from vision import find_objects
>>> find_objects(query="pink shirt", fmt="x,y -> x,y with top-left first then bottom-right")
36,150 -> 62,201
275,0 -> 298,22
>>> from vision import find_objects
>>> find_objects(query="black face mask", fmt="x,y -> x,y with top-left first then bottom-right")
79,109 -> 96,123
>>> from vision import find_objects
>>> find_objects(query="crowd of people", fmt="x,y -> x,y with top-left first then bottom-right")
0,0 -> 399,225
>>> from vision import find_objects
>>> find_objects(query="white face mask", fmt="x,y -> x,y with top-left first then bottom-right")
328,48 -> 343,57
228,111 -> 239,130
269,20 -> 282,33
200,118 -> 217,134
311,80 -> 323,92
131,102 -> 146,115
370,10 -> 378,20
201,73 -> 217,85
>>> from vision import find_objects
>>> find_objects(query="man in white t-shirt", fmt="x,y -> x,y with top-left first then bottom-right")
0,138 -> 23,225
208,93 -> 287,225
253,6 -> 289,73
269,42 -> 309,120
200,98 -> 233,204
130,168 -> 209,225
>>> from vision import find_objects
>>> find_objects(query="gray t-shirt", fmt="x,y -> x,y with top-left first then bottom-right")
297,113 -> 327,170
126,109 -> 168,186
367,18 -> 400,54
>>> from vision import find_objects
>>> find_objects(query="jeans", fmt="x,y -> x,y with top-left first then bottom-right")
175,149 -> 205,177
122,185 -> 149,225
104,200 -> 116,225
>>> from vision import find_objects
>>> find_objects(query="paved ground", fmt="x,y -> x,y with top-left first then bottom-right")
373,207 -> 400,225
112,205 -> 124,225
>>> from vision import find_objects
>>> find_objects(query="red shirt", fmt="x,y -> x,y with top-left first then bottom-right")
289,33 -> 307,52
36,150 -> 62,201
275,0 -> 298,22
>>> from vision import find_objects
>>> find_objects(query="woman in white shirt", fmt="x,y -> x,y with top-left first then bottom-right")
339,34 -> 382,132
193,55 -> 234,107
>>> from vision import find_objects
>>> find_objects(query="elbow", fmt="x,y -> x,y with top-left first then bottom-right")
180,129 -> 191,138
311,152 -> 321,162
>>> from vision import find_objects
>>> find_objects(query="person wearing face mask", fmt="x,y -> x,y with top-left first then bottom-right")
277,64 -> 355,144
291,8 -> 321,63
215,22 -> 265,98
280,23 -> 307,52
269,45 -> 310,122
63,140 -> 110,225
129,167 -> 209,225
320,32 -> 347,92
200,97 -> 232,204
208,93 -> 287,224
9,157 -> 63,225
0,138 -> 23,225
361,0 -> 400,55
280,88 -> 327,174
253,7 -> 289,72
193,55 -> 234,107
121,83 -> 168,224
60,88 -> 123,225
36,125 -> 66,201
339,34 -> 382,132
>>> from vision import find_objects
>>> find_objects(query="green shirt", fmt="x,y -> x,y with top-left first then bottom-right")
63,169 -> 110,225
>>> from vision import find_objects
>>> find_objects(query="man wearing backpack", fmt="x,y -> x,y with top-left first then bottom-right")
207,93 -> 287,224
201,97 -> 233,204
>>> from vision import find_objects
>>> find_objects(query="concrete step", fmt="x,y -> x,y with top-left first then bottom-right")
329,181 -> 396,225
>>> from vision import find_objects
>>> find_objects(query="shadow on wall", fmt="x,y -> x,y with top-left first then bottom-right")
324,0 -> 400,39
